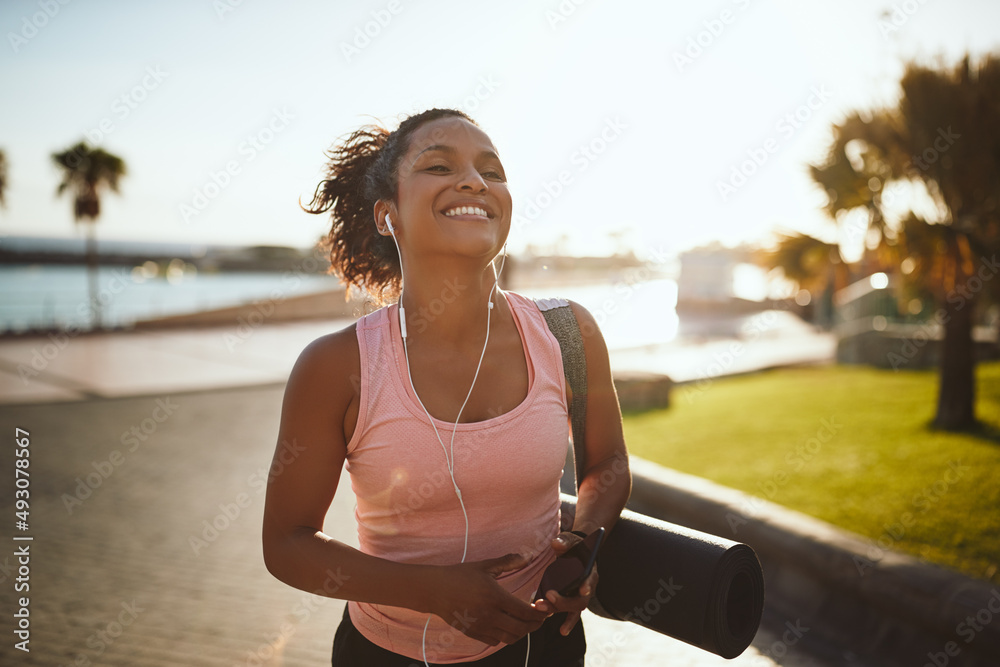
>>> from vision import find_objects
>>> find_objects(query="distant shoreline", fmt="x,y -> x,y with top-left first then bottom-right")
1,261 -> 794,340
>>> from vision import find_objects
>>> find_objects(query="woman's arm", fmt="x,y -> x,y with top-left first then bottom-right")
567,299 -> 632,534
262,328 -> 420,604
534,300 -> 632,634
261,327 -> 548,646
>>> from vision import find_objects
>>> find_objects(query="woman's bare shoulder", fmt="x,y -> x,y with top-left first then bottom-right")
286,321 -> 361,408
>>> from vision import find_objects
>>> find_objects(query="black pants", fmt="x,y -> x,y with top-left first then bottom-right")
331,606 -> 586,666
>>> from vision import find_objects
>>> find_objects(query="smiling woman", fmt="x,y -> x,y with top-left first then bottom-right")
299,109 -> 510,306
261,109 -> 631,667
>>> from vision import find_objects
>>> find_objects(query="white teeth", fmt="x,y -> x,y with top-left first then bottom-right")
444,206 -> 488,217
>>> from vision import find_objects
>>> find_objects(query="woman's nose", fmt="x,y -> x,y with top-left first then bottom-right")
456,165 -> 487,192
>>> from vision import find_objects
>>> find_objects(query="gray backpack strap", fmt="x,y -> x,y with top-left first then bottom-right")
535,297 -> 588,492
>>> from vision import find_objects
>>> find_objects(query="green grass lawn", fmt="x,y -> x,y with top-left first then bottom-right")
621,361 -> 1000,584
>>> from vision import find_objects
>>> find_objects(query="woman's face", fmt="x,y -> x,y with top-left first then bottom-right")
389,116 -> 512,263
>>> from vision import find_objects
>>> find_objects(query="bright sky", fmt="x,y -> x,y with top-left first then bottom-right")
1,0 -> 998,260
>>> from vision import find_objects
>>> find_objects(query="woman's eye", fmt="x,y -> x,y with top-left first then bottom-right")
424,163 -> 504,181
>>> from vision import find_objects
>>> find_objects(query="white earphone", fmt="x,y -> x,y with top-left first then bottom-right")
381,213 -> 523,666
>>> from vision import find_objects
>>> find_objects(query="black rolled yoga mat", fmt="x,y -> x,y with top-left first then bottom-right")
560,495 -> 764,659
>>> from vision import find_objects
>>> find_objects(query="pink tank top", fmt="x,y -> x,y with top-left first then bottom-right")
344,290 -> 569,663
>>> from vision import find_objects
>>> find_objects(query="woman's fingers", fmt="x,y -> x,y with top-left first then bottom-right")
581,564 -> 599,597
484,552 -> 531,577
551,531 -> 583,555
561,610 -> 583,636
462,599 -> 548,645
544,588 -> 591,612
537,562 -> 598,637
435,554 -> 549,645
489,606 -> 549,644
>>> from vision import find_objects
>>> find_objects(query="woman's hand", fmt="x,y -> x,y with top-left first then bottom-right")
426,553 -> 551,646
532,531 -> 599,636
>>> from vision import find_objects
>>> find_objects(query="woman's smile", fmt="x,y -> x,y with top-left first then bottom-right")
392,116 -> 512,255
441,201 -> 494,222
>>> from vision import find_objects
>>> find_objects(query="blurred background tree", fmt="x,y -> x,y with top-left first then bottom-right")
771,53 -> 1000,431
0,149 -> 8,208
52,142 -> 127,329
758,232 -> 849,294
756,231 -> 852,327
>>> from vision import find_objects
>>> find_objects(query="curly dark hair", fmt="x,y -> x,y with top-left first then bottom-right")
302,108 -> 479,304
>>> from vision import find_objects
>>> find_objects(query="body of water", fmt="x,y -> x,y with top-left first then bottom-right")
0,266 -> 832,374
0,264 -> 342,332
515,279 -> 681,349
514,280 -> 834,381
0,264 -> 835,383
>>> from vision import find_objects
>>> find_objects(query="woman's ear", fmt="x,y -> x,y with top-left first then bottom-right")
372,201 -> 395,236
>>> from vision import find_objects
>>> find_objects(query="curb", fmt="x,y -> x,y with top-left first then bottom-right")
612,371 -> 673,411
624,456 -> 1000,666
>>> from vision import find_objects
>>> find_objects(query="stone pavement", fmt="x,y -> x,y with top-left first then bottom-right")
0,325 -> 846,666
0,319 -> 356,405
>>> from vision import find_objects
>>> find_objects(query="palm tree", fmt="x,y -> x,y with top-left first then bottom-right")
757,231 -> 852,292
807,53 -> 1000,431
756,231 -> 853,327
0,149 -> 8,208
52,142 -> 127,329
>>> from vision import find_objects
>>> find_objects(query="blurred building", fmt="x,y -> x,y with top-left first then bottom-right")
677,245 -> 738,303
834,272 -> 999,367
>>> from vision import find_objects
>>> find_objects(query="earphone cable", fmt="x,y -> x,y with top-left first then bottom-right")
385,220 -> 524,666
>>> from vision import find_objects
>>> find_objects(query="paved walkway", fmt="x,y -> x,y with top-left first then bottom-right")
0,317 -> 836,405
0,322 -> 844,666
